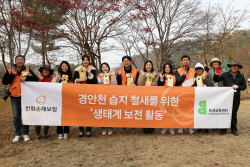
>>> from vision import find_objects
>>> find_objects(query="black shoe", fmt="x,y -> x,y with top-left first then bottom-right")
86,131 -> 91,138
231,131 -> 239,136
120,128 -> 127,133
204,129 -> 209,134
197,129 -> 203,133
143,129 -> 148,134
220,131 -> 227,135
78,131 -> 84,138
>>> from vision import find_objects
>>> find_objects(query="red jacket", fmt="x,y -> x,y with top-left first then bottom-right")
38,75 -> 53,82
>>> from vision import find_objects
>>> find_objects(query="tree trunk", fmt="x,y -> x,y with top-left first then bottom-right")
1,50 -> 7,72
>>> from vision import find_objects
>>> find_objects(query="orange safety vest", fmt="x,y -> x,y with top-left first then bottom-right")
8,68 -> 29,97
121,68 -> 138,85
177,67 -> 195,86
97,75 -> 112,83
164,74 -> 176,86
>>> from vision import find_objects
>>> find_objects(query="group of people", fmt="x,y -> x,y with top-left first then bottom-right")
2,54 -> 246,143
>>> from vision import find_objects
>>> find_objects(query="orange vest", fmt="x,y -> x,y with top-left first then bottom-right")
97,75 -> 111,84
121,68 -> 138,85
177,67 -> 195,86
8,68 -> 29,97
164,74 -> 176,86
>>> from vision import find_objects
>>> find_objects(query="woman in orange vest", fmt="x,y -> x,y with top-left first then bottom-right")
2,55 -> 38,142
52,61 -> 73,139
193,63 -> 212,134
97,62 -> 117,135
35,65 -> 54,139
73,55 -> 97,138
157,63 -> 176,135
138,60 -> 158,134
116,56 -> 139,134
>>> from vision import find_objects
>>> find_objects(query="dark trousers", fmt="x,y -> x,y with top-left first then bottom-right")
221,97 -> 240,132
35,126 -> 49,134
143,128 -> 155,134
79,127 -> 92,132
57,126 -> 69,134
11,97 -> 29,136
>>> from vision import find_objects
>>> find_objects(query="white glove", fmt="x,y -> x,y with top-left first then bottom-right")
232,85 -> 239,90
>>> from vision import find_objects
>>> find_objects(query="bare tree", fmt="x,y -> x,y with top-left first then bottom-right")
0,0 -> 33,66
61,0 -> 134,70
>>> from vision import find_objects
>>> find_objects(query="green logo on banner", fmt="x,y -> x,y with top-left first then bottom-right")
198,100 -> 207,114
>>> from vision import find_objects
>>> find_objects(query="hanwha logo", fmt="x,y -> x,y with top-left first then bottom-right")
36,95 -> 47,105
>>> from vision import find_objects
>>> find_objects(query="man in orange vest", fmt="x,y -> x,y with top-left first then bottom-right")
175,55 -> 195,86
2,55 -> 38,142
175,55 -> 195,134
116,56 -> 139,134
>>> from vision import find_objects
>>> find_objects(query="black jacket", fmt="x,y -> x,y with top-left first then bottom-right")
2,65 -> 38,85
213,71 -> 246,98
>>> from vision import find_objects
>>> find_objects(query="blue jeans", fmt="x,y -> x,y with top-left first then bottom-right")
11,97 -> 29,136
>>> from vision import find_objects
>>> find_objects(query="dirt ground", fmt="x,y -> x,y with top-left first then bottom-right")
0,99 -> 249,167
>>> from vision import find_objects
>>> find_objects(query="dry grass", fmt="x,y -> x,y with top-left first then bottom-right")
0,99 -> 250,167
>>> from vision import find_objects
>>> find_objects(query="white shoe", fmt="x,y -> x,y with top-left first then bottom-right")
102,129 -> 107,136
13,136 -> 21,142
189,128 -> 194,134
178,128 -> 183,134
169,128 -> 175,134
161,128 -> 167,134
23,135 -> 30,141
108,129 -> 113,136
63,133 -> 68,139
58,134 -> 63,139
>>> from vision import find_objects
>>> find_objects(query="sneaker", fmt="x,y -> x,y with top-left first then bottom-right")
36,134 -> 42,139
204,129 -> 209,134
189,128 -> 194,134
220,130 -> 227,135
102,129 -> 107,136
197,129 -> 203,133
78,131 -> 84,138
63,133 -> 68,139
58,134 -> 63,139
23,135 -> 30,141
108,129 -> 113,136
132,129 -> 137,134
161,128 -> 167,134
86,131 -> 91,138
120,128 -> 127,133
13,136 -> 21,143
169,128 -> 175,134
178,128 -> 183,134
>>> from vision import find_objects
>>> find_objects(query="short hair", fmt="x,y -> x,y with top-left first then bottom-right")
181,55 -> 190,61
101,62 -> 110,72
15,55 -> 25,61
122,56 -> 131,62
82,55 -> 90,62
143,60 -> 154,73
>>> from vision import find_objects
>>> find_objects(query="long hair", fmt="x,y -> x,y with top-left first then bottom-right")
162,62 -> 173,75
58,61 -> 72,80
143,60 -> 154,72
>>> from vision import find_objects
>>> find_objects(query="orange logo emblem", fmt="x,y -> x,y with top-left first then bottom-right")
36,95 -> 47,105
